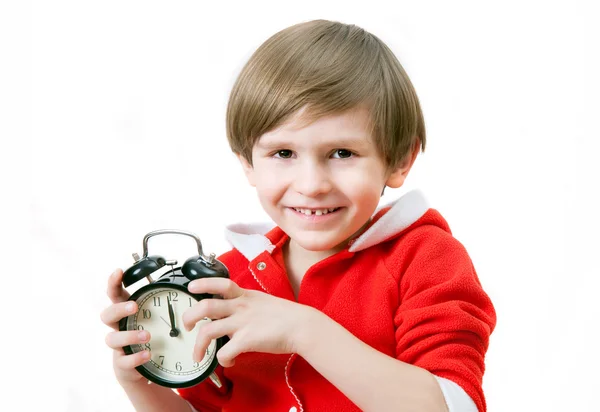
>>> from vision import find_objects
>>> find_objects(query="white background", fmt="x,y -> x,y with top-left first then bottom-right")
6,0 -> 600,410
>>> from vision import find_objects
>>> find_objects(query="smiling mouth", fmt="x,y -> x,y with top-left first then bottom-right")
291,207 -> 341,216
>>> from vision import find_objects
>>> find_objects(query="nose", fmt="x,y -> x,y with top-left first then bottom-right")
292,159 -> 333,197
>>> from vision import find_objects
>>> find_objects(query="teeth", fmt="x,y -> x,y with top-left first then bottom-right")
293,207 -> 338,215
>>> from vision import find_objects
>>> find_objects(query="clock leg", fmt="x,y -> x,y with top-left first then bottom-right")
209,372 -> 222,388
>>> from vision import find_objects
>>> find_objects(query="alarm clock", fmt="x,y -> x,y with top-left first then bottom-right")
118,229 -> 229,389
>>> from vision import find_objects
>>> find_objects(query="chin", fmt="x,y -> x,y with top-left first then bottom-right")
289,232 -> 347,252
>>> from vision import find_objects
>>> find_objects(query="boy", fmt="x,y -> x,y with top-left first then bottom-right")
102,19 -> 496,411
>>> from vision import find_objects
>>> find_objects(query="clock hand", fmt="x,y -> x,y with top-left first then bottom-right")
167,296 -> 179,337
159,316 -> 172,328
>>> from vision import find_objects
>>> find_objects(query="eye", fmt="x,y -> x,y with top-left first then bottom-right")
331,149 -> 354,159
273,150 -> 293,159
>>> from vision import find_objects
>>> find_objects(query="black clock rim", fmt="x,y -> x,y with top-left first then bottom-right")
118,282 -> 224,388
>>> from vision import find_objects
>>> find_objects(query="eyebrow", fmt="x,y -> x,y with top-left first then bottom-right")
256,136 -> 370,150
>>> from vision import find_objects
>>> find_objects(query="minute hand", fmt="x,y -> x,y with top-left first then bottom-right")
167,296 -> 179,337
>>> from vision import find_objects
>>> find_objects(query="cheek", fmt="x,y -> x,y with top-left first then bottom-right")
254,170 -> 288,204
352,186 -> 383,212
333,168 -> 384,202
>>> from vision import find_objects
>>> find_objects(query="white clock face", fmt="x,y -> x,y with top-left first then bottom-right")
125,287 -> 217,384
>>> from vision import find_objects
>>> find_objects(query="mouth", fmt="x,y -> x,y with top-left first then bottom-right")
290,207 -> 342,216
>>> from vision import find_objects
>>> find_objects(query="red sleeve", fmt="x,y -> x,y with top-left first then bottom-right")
391,227 -> 496,412
176,365 -> 232,411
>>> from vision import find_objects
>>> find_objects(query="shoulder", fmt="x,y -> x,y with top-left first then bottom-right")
382,208 -> 470,264
380,209 -> 481,294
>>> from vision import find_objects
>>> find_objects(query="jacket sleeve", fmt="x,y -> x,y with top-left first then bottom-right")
176,365 -> 232,411
390,227 -> 496,412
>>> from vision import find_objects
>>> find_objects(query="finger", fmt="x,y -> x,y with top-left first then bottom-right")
182,298 -> 234,332
107,269 -> 130,304
114,349 -> 151,370
192,319 -> 235,362
188,278 -> 243,299
100,301 -> 137,330
216,338 -> 241,368
105,330 -> 150,350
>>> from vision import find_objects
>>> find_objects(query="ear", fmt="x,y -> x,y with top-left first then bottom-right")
236,153 -> 256,187
385,140 -> 420,189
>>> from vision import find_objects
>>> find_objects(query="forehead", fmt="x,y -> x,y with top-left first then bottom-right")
256,106 -> 373,148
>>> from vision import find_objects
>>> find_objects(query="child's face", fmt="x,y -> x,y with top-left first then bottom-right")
238,106 -> 414,253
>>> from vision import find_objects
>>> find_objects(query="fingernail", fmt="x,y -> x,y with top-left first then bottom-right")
126,302 -> 135,313
142,351 -> 150,359
138,331 -> 149,342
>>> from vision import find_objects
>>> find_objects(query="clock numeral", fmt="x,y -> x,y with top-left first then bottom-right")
137,325 -> 144,331
153,296 -> 161,307
142,309 -> 151,319
193,361 -> 200,368
189,297 -> 193,307
176,361 -> 182,372
144,342 -> 151,351
159,356 -> 165,366
169,291 -> 179,302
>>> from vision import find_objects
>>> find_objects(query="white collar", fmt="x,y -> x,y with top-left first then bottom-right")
224,189 -> 429,261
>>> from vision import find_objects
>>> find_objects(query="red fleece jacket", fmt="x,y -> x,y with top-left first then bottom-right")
178,207 -> 496,411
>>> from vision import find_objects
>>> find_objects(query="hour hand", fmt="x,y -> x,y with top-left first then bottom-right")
167,296 -> 179,337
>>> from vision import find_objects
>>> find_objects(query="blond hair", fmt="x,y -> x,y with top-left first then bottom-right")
226,19 -> 425,170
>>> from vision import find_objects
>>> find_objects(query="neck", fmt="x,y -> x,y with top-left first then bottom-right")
282,219 -> 372,298
283,240 -> 337,300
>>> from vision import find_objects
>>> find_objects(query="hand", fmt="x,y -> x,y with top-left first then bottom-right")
100,269 -> 150,386
182,278 -> 316,368
167,296 -> 179,337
